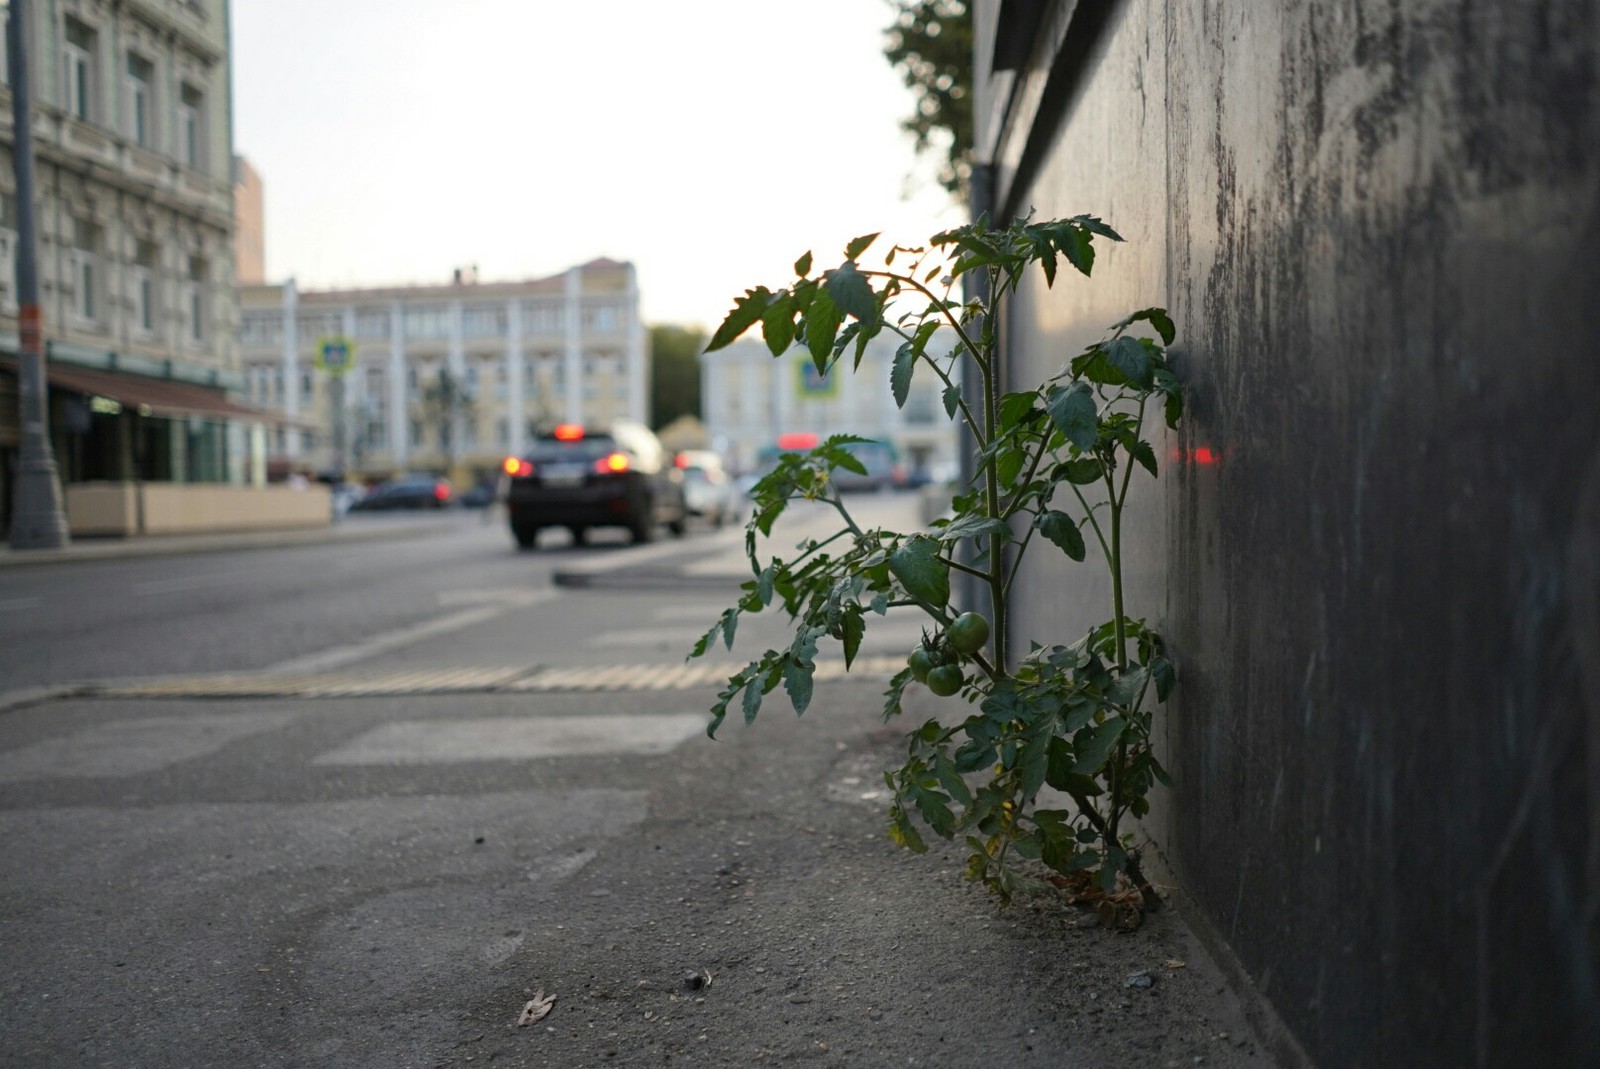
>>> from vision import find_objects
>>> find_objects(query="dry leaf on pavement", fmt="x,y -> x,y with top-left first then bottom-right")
517,990 -> 556,1026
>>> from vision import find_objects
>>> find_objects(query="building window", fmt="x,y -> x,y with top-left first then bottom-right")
583,302 -> 619,331
402,304 -> 448,339
186,255 -> 207,343
126,53 -> 154,147
523,301 -> 562,334
295,314 -> 338,344
179,82 -> 205,170
0,191 -> 17,314
63,18 -> 97,123
70,218 -> 101,324
364,408 -> 386,451
355,308 -> 390,340
240,311 -> 282,346
461,305 -> 506,338
132,241 -> 159,334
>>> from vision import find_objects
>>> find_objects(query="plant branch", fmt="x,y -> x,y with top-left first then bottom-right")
1001,519 -> 1039,603
1068,481 -> 1113,563
1000,433 -> 1050,523
937,554 -> 990,581
864,269 -> 988,440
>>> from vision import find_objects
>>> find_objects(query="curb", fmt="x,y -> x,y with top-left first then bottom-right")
0,516 -> 464,569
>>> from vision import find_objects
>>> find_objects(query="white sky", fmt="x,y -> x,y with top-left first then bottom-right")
229,0 -> 965,333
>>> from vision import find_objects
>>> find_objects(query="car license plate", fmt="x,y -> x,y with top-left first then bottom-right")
542,463 -> 585,487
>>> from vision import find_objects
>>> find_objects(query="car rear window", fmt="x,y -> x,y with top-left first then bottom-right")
526,435 -> 617,462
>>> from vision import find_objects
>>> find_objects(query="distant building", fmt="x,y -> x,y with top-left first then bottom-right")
699,336 -> 959,481
236,259 -> 647,485
0,0 -> 272,534
232,155 -> 264,285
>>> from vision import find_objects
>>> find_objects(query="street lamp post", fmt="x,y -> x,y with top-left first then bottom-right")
6,0 -> 69,548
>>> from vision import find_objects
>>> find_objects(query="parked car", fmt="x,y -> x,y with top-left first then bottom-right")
329,481 -> 365,517
348,474 -> 454,511
456,483 -> 497,509
675,450 -> 740,527
833,438 -> 904,492
502,421 -> 688,549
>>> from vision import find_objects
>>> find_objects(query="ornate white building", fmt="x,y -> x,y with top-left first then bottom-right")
236,259 -> 646,486
0,0 -> 253,532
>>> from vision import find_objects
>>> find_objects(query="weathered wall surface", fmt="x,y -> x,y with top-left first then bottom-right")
978,1 -> 1600,1064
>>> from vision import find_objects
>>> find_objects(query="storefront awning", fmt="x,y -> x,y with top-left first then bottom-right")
1,356 -> 304,426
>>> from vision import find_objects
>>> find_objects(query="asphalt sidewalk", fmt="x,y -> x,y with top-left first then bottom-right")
0,500 -> 1304,1066
0,675 -> 1292,1068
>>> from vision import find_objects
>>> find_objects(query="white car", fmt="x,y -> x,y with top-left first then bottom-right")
675,450 -> 741,527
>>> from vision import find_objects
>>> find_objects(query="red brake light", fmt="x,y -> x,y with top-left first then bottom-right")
504,457 -> 533,477
433,483 -> 449,501
674,453 -> 688,468
777,432 -> 819,451
595,452 -> 630,474
553,423 -> 584,441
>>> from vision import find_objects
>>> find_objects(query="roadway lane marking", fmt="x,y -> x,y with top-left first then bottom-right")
312,713 -> 708,765
264,590 -> 559,675
0,596 -> 43,612
0,711 -> 298,781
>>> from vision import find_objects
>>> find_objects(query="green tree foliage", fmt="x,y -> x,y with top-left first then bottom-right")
649,324 -> 706,430
883,0 -> 973,199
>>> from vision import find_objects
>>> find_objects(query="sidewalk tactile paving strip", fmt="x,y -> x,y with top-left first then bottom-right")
80,656 -> 908,700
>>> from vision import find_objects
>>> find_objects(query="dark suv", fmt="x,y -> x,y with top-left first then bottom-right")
503,421 -> 688,549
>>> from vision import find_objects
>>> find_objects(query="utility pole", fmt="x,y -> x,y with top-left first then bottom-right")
7,0 -> 69,548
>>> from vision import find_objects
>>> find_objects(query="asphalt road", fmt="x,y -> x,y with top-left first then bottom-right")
0,496 -> 1284,1068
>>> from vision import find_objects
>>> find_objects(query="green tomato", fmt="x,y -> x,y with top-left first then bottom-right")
926,664 -> 964,697
907,646 -> 935,683
946,612 -> 991,654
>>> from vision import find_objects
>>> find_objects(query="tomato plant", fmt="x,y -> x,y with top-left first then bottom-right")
689,215 -> 1182,907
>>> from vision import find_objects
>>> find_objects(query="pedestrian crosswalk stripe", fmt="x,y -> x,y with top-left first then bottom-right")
80,656 -> 908,700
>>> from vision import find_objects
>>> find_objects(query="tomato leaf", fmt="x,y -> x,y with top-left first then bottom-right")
1045,382 -> 1098,450
1036,510 -> 1087,561
888,535 -> 950,608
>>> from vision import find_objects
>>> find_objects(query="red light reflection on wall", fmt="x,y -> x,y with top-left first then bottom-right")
1170,445 -> 1222,467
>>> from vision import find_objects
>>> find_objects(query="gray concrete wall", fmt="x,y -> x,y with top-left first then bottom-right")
975,1 -> 1600,1064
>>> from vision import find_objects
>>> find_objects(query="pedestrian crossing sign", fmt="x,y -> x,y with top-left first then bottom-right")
316,336 -> 355,375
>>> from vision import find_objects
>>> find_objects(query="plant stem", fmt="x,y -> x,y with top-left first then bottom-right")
979,274 -> 1008,672
868,276 -> 987,441
1104,398 -> 1149,856
822,494 -> 865,539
